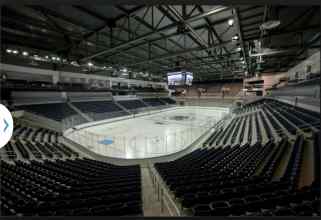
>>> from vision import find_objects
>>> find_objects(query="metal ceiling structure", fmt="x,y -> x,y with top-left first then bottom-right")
1,5 -> 320,81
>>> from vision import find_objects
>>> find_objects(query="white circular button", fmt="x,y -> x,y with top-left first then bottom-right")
0,104 -> 13,148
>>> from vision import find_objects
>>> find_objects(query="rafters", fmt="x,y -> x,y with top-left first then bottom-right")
2,5 -> 319,81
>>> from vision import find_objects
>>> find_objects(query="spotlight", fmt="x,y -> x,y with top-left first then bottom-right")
232,34 -> 239,41
123,68 -> 128,72
22,51 -> 29,56
228,19 -> 234,26
52,57 -> 56,60
6,49 -> 12,53
12,50 -> 19,54
88,62 -> 93,67
56,57 -> 60,61
45,56 -> 49,59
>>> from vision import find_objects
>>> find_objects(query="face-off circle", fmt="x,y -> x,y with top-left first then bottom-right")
169,115 -> 191,121
164,114 -> 197,122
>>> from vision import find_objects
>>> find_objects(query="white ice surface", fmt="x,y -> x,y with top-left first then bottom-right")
66,106 -> 229,159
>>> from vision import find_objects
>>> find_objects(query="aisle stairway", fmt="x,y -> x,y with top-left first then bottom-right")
141,167 -> 170,216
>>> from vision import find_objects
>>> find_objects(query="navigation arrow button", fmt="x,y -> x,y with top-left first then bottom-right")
4,119 -> 9,132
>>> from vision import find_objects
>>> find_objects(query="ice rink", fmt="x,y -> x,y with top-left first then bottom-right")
66,106 -> 229,159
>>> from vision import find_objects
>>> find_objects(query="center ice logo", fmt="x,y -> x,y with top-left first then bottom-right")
99,139 -> 114,145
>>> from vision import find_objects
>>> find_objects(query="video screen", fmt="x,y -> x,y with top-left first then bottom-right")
167,71 -> 193,86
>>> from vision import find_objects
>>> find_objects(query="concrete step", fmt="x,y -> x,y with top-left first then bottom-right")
141,167 -> 169,216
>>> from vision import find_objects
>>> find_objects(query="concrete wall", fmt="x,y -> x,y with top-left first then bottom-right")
287,51 -> 320,81
1,63 -> 167,88
244,72 -> 288,96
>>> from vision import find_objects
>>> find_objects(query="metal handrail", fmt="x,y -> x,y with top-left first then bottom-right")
149,165 -> 182,216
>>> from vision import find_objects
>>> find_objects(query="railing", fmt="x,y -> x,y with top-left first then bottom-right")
175,96 -> 237,108
62,105 -> 177,130
86,111 -> 128,121
234,100 -> 320,140
130,105 -> 172,115
149,165 -> 183,216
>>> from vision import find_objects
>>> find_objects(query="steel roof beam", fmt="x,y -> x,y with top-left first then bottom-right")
79,6 -> 229,62
90,14 -> 235,60
196,6 -> 230,55
83,6 -> 145,40
156,5 -> 222,72
28,6 -> 94,30
284,32 -> 320,67
239,6 -> 264,13
67,6 -> 170,68
125,40 -> 232,67
113,6 -> 175,54
244,25 -> 320,41
72,6 -> 171,63
235,8 -> 249,74
195,5 -> 232,73
240,12 -> 264,22
278,7 -> 317,30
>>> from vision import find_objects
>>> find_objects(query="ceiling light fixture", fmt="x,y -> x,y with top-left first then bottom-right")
232,34 -> 239,41
22,51 -> 29,56
228,19 -> 234,26
88,62 -> 93,67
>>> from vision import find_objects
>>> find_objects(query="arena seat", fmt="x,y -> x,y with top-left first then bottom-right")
142,98 -> 165,106
72,100 -> 127,120
0,122 -> 79,160
0,159 -> 142,216
17,103 -> 79,122
117,100 -> 147,110
155,141 -> 319,215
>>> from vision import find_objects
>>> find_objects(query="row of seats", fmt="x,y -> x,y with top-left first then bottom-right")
1,121 -> 79,160
282,135 -> 304,189
16,98 -> 176,123
203,110 -> 271,147
118,100 -> 147,110
13,124 -> 59,143
264,103 -> 298,135
155,99 -> 319,216
313,132 -> 320,187
117,98 -> 175,111
156,139 -> 319,216
0,158 -> 142,216
16,103 -> 79,122
142,98 -> 166,106
1,140 -> 79,161
236,99 -> 319,134
72,100 -> 127,121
